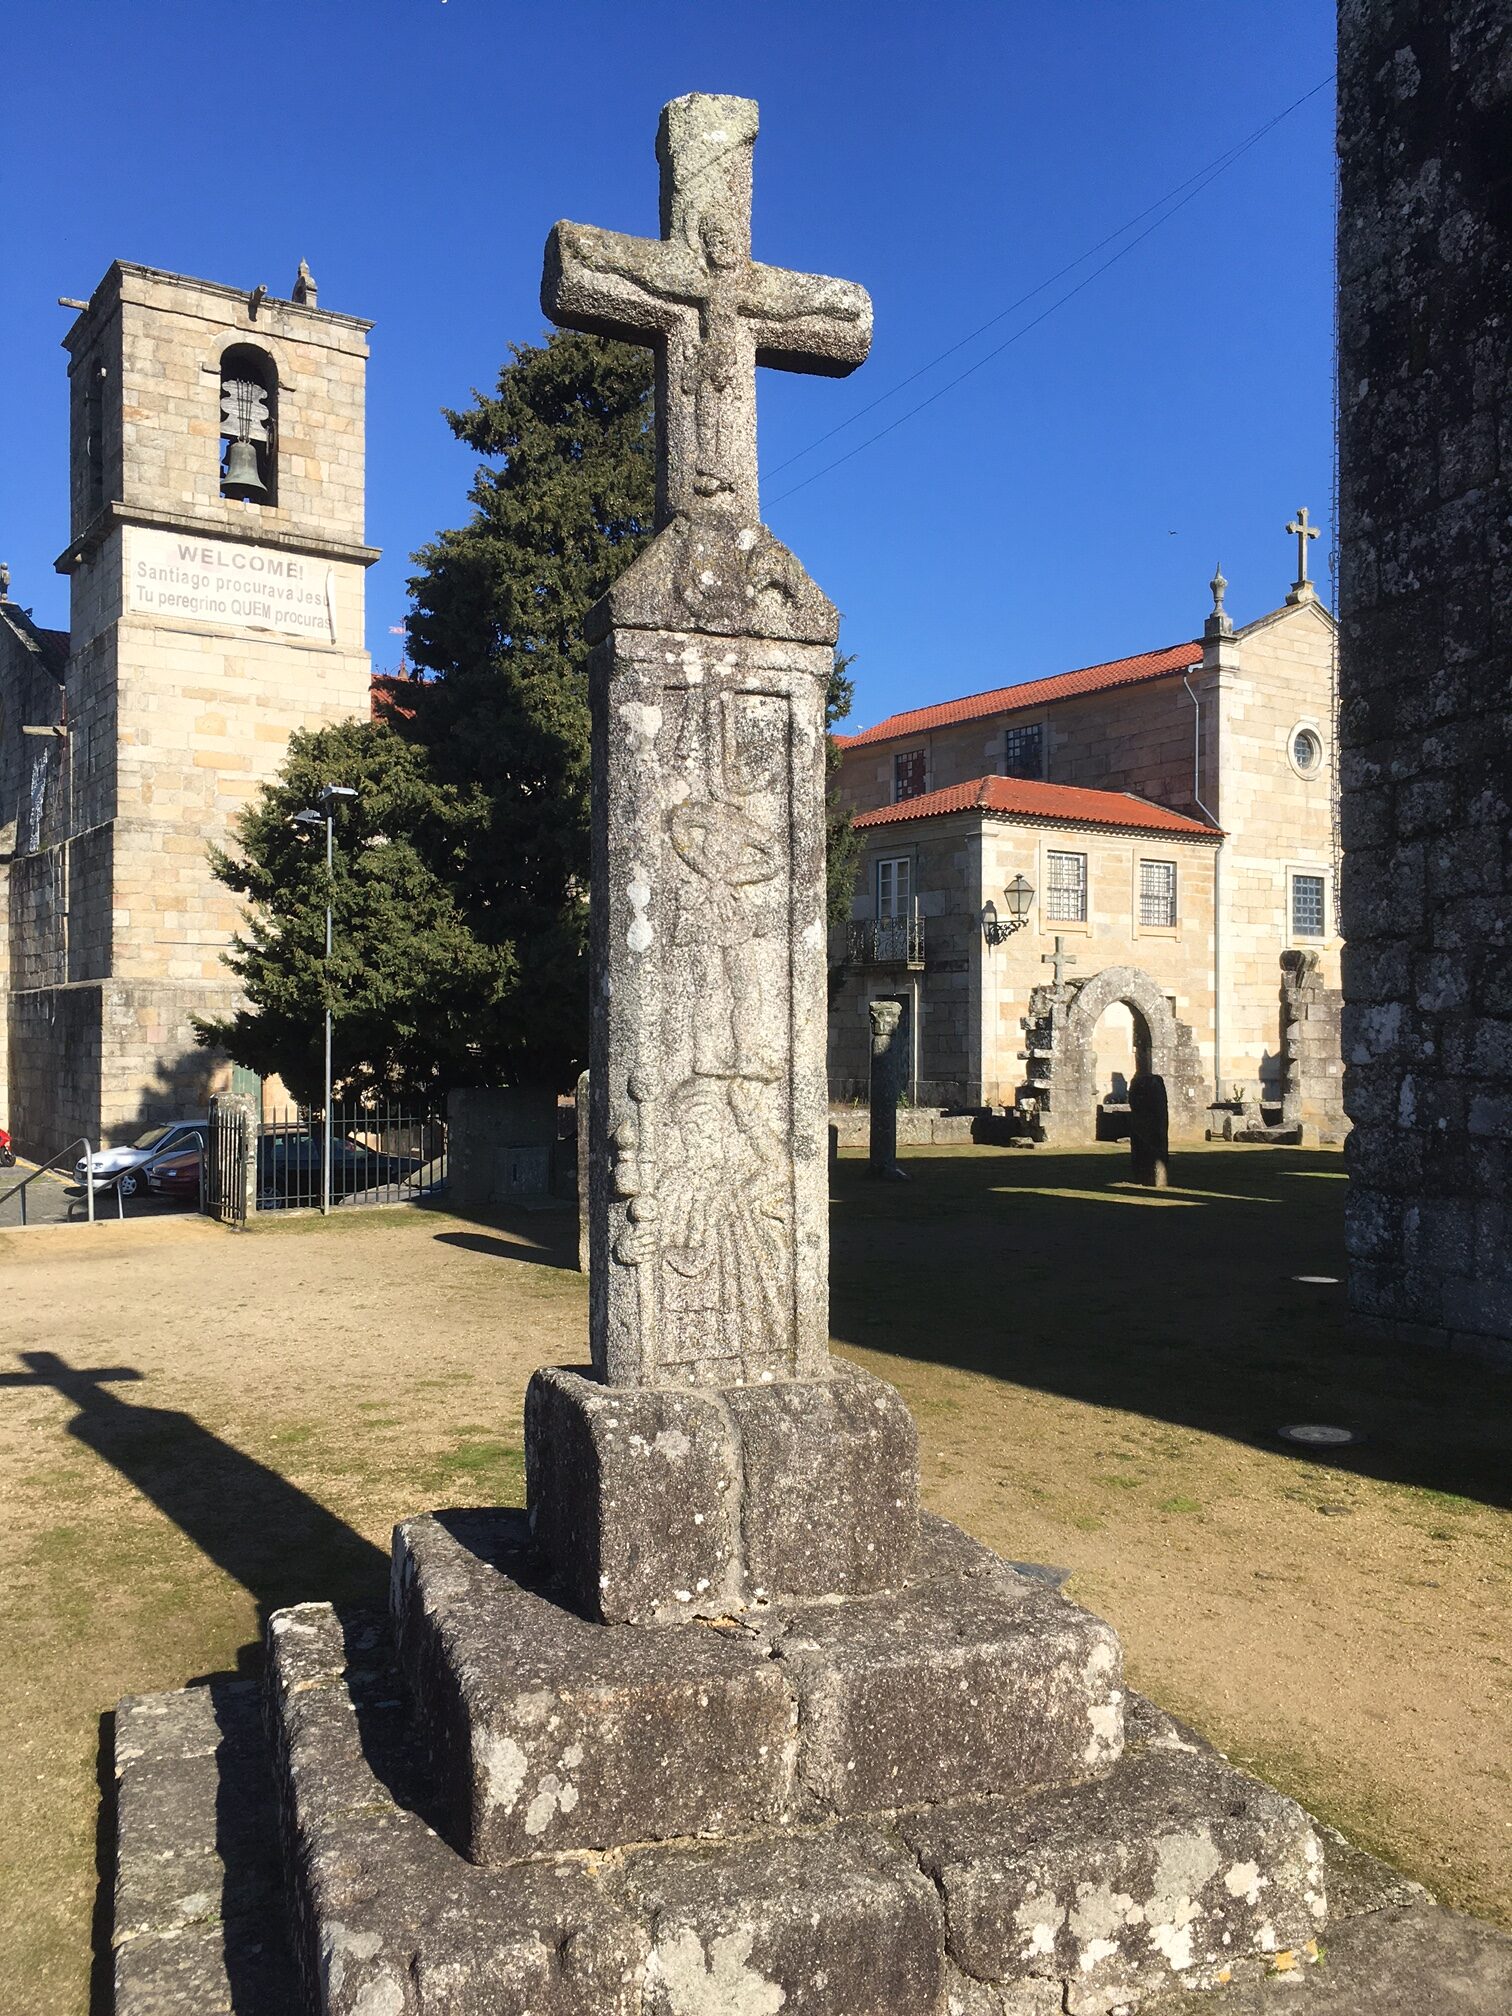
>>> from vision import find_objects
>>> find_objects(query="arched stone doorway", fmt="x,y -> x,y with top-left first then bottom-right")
1020,963 -> 1207,1145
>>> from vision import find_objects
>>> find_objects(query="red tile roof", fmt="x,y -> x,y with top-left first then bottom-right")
835,640 -> 1204,750
852,775 -> 1220,840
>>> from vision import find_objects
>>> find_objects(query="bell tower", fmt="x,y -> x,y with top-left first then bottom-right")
6,262 -> 376,1152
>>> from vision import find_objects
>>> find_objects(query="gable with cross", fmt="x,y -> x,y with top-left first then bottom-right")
1286,506 -> 1320,597
543,93 -> 871,527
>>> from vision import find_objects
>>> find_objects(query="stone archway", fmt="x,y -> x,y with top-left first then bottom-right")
1020,963 -> 1207,1145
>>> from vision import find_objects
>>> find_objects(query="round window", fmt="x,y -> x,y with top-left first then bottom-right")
1291,727 -> 1322,775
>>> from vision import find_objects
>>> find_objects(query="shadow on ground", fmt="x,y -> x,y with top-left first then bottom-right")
0,1351 -> 390,1637
829,1146 -> 1511,1511
430,1224 -> 578,1270
0,1350 -> 390,2015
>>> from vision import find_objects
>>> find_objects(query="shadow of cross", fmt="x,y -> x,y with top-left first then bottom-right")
0,1350 -> 388,1627
542,92 -> 871,526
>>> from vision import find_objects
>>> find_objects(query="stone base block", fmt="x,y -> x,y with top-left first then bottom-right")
116,1645 -> 1512,2016
524,1358 -> 919,1623
271,1602 -> 944,2015
112,1680 -> 294,2015
392,1508 -> 1122,1864
260,1607 -> 1338,2016
392,1510 -> 798,1864
907,1701 -> 1328,2016
774,1552 -> 1123,1815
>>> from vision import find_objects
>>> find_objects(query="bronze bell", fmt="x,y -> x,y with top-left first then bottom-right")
222,438 -> 266,500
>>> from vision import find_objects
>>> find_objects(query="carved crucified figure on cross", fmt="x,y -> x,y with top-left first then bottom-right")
542,93 -> 871,526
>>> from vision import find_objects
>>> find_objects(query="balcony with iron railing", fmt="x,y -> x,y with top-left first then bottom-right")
846,915 -> 925,969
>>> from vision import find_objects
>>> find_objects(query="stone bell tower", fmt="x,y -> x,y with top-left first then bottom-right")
6,261 -> 376,1153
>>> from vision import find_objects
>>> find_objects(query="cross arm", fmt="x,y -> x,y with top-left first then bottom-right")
742,262 -> 872,378
542,221 -> 704,345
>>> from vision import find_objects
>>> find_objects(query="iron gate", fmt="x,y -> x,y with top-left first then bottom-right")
206,1100 -> 250,1226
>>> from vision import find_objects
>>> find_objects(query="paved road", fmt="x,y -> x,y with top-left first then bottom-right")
0,1159 -> 196,1231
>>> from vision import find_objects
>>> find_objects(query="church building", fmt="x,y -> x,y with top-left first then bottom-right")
829,540 -> 1343,1144
0,262 -> 375,1156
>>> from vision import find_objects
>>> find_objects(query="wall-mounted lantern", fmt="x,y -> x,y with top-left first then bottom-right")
981,874 -> 1035,945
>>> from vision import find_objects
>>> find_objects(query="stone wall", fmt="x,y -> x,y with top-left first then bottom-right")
1337,0 -> 1512,1360
1020,963 -> 1209,1146
447,1085 -> 559,1210
1280,950 -> 1346,1142
1208,602 -> 1342,1094
827,808 -> 1220,1113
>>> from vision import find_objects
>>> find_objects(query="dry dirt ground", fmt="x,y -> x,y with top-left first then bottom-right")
1,1143 -> 1507,2014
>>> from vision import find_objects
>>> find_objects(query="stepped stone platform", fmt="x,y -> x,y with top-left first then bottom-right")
112,1607 -> 1512,2016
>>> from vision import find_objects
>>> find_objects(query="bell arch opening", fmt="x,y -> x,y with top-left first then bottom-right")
219,343 -> 277,505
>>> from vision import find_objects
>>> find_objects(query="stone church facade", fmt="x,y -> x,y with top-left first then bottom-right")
0,262 -> 375,1156
829,566 -> 1343,1142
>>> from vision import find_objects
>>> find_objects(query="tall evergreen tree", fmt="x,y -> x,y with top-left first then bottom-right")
201,332 -> 861,1096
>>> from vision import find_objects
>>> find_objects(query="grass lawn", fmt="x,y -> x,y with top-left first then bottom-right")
0,1143 -> 1507,2014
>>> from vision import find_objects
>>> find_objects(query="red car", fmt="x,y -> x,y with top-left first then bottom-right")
142,1142 -> 203,1202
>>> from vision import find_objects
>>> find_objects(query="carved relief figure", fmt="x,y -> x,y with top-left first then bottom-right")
616,1073 -> 790,1367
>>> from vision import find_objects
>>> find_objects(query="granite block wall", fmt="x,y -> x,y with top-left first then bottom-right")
1337,0 -> 1512,1359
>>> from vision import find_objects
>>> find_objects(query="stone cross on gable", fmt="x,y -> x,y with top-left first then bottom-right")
1286,506 -> 1319,589
1042,936 -> 1078,989
542,93 -> 872,526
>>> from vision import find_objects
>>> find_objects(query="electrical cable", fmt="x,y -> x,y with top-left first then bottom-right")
768,73 -> 1335,506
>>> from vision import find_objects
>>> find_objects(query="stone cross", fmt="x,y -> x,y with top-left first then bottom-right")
1042,936 -> 1078,989
1286,506 -> 1319,589
543,93 -> 871,527
548,95 -> 871,1389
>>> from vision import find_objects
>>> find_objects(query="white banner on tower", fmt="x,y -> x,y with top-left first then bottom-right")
126,526 -> 337,642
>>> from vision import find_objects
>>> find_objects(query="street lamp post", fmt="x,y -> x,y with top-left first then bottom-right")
293,784 -> 356,1215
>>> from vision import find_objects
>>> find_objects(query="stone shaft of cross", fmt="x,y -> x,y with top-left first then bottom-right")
1286,505 -> 1319,586
541,92 -> 872,526
544,94 -> 869,1388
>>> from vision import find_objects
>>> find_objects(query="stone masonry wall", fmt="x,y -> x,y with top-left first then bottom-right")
1337,0 -> 1512,1359
828,810 -> 1219,1113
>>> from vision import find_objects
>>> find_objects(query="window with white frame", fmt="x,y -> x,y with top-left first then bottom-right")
1292,872 -> 1326,939
1046,849 -> 1087,923
1139,858 -> 1177,927
876,855 -> 912,919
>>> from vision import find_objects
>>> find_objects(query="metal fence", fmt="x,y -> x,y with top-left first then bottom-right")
251,1103 -> 447,1212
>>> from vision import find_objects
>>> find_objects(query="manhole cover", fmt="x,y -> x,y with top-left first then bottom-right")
1293,1274 -> 1340,1285
1278,1424 -> 1358,1447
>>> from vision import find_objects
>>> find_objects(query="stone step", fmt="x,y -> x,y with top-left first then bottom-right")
392,1507 -> 1124,1865
258,1605 -> 1336,2016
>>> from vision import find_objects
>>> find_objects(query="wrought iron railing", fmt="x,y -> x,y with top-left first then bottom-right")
846,916 -> 925,968
250,1104 -> 448,1212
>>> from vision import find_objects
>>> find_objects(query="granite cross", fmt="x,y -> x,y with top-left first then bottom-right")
1286,506 -> 1319,588
542,93 -> 871,526
1042,936 -> 1078,988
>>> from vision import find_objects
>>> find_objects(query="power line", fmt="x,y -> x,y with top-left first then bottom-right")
768,73 -> 1335,507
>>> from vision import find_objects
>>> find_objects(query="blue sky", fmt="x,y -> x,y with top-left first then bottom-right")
1,2 -> 1336,733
